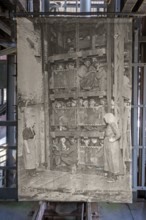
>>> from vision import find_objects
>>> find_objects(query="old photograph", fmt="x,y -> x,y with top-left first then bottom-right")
17,18 -> 132,202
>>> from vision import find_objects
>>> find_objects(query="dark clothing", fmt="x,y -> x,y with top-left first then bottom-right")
61,144 -> 78,166
22,127 -> 35,140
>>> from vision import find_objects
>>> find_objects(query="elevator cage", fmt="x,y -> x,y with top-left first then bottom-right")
0,0 -> 146,200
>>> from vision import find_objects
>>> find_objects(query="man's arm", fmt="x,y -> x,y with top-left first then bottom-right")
24,140 -> 30,154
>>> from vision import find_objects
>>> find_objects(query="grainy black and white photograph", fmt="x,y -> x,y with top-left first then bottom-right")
17,17 -> 132,202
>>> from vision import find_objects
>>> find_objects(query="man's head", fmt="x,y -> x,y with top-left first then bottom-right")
84,59 -> 91,67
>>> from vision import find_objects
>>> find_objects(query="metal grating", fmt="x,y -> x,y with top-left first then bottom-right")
132,22 -> 146,194
0,55 -> 17,200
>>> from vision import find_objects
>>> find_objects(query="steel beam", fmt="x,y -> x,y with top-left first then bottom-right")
28,0 -> 33,12
142,66 -> 146,187
132,29 -> 139,189
0,47 -> 16,56
80,0 -> 91,12
0,121 -> 16,126
0,20 -> 11,36
17,0 -> 27,11
6,55 -> 16,187
0,188 -> 17,199
0,41 -> 16,48
115,0 -> 121,12
138,0 -> 146,13
122,0 -> 138,12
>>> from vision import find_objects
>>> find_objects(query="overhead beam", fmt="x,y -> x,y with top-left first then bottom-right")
0,20 -> 11,36
107,0 -> 115,13
122,0 -> 138,12
0,40 -> 16,48
17,0 -> 27,11
138,0 -> 146,13
0,0 -> 16,10
0,7 -> 9,17
0,47 -> 16,56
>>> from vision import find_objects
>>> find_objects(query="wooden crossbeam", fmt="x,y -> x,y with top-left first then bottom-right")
138,0 -> 146,12
122,0 -> 138,12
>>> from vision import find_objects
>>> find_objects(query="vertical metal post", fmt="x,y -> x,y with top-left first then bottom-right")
44,0 -> 49,12
33,0 -> 40,13
142,66 -> 146,188
63,0 -> 67,12
28,0 -> 33,12
40,0 -> 45,12
76,0 -> 78,12
115,0 -> 121,12
80,0 -> 91,12
6,55 -> 16,187
132,29 -> 139,190
40,0 -> 49,13
86,203 -> 92,220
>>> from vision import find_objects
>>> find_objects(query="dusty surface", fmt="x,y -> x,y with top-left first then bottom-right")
19,168 -> 131,202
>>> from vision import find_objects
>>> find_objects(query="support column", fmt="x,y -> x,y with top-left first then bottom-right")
40,0 -> 49,12
28,0 -> 33,12
80,0 -> 91,12
6,54 -> 16,187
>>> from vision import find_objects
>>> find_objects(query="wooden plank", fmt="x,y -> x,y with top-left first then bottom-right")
50,91 -> 106,100
50,131 -> 104,138
138,0 -> 146,13
122,0 -> 138,12
48,48 -> 106,62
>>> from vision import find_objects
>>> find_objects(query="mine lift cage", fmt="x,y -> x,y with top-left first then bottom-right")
0,0 -> 146,200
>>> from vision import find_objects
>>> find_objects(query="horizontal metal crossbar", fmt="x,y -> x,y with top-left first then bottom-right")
0,146 -> 16,150
14,11 -> 146,17
0,121 -> 17,126
0,166 -> 16,170
0,188 -> 17,200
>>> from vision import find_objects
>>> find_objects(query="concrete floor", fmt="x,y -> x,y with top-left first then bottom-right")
19,169 -> 131,202
0,202 -> 38,220
0,202 -> 145,220
99,202 -> 146,220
